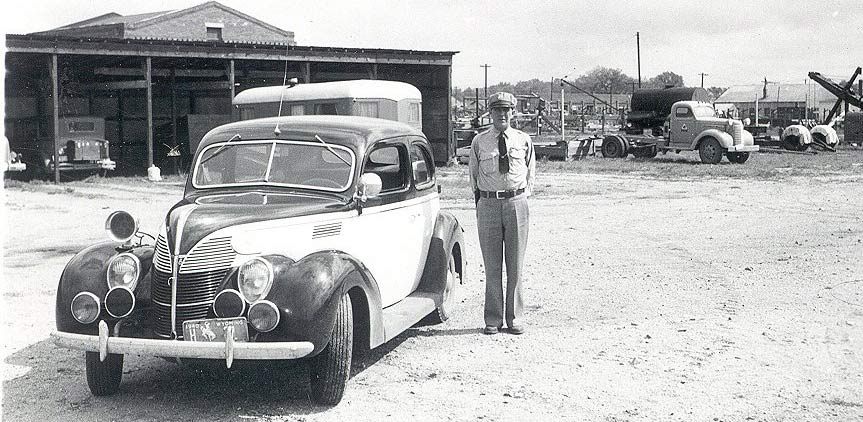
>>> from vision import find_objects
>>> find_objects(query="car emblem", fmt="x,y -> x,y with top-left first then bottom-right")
681,123 -> 688,132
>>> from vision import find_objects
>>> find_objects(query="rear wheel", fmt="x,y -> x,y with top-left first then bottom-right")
309,294 -> 353,406
85,351 -> 123,396
698,137 -> 724,164
431,250 -> 461,323
601,136 -> 621,158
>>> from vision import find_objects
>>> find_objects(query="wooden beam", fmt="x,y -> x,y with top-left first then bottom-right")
84,80 -> 148,90
172,81 -> 233,91
94,67 -> 228,78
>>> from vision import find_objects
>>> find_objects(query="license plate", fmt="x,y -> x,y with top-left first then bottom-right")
183,317 -> 249,342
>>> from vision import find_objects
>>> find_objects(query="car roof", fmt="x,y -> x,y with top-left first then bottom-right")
196,115 -> 426,154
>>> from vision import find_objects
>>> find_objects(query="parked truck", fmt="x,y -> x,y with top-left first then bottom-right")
603,100 -> 758,164
16,116 -> 116,179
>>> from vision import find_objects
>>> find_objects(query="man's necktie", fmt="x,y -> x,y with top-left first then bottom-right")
497,132 -> 509,173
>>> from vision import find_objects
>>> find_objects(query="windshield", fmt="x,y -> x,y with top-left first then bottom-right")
692,105 -> 717,118
192,139 -> 355,191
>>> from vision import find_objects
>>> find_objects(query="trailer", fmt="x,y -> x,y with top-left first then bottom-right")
625,87 -> 709,135
602,101 -> 758,164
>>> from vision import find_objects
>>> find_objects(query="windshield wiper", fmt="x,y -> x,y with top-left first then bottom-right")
315,135 -> 351,166
200,134 -> 242,166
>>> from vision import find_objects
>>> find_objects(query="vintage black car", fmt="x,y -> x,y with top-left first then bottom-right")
52,115 -> 466,405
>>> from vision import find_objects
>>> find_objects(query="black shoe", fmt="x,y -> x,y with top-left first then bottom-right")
508,324 -> 525,335
483,326 -> 499,335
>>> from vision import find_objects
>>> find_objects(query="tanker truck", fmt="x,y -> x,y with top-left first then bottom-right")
603,98 -> 759,164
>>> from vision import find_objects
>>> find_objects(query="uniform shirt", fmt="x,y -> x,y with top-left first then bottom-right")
469,126 -> 535,195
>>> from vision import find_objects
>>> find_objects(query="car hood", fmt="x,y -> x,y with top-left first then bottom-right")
167,192 -> 353,254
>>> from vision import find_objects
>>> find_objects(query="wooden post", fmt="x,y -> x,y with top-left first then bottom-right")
369,63 -> 378,80
145,57 -> 154,169
303,62 -> 311,83
229,59 -> 236,100
447,65 -> 453,160
170,69 -> 178,173
50,54 -> 60,183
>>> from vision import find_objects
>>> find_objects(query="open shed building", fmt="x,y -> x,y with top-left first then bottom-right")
4,1 -> 457,180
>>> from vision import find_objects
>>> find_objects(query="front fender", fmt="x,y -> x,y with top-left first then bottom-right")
56,241 -> 154,334
417,211 -> 466,301
262,251 -> 382,356
694,129 -> 734,149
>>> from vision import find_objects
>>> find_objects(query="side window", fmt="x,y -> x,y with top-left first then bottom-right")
410,141 -> 434,189
290,104 -> 304,116
356,101 -> 379,118
240,107 -> 255,121
365,143 -> 409,193
675,107 -> 692,118
314,103 -> 338,115
409,102 -> 421,122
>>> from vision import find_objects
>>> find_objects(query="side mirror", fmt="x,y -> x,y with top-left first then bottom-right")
357,173 -> 382,201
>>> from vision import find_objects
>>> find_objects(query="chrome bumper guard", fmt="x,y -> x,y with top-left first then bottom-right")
51,321 -> 314,369
728,145 -> 759,152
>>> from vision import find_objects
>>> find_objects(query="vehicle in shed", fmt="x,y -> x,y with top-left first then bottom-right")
233,80 -> 423,130
51,115 -> 466,405
13,116 -> 116,179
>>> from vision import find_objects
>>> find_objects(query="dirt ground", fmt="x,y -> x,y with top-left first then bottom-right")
2,160 -> 862,421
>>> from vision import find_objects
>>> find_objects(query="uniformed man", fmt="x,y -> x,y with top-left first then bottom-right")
469,92 -> 535,335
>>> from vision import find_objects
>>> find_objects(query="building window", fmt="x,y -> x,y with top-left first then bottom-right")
206,27 -> 222,41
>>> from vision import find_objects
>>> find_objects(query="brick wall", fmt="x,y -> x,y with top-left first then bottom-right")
128,6 -> 294,44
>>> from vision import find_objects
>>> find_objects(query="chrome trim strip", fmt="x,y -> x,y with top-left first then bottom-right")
153,299 -> 216,308
51,331 -> 315,361
170,204 -> 197,339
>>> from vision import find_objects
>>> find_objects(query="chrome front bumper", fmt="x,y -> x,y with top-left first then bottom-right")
51,321 -> 314,368
727,145 -> 759,152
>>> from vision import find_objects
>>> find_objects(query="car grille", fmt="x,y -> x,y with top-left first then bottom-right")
732,121 -> 743,145
151,235 -> 236,338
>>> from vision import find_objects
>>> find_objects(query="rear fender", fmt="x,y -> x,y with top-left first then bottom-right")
55,241 -> 154,334
417,211 -> 466,303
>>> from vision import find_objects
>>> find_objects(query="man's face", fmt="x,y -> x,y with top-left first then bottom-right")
490,106 -> 513,131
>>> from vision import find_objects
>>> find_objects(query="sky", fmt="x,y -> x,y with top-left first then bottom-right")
2,0 -> 861,89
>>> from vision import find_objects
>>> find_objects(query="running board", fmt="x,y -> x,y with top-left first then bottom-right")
381,292 -> 437,342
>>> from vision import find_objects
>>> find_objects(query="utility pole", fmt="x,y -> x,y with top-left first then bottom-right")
636,32 -> 641,88
699,72 -> 708,88
481,64 -> 491,110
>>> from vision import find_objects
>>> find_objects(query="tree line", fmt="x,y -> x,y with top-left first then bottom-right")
454,66 -> 727,103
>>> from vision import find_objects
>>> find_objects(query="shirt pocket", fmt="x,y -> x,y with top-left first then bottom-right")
507,145 -> 528,173
479,150 -> 500,174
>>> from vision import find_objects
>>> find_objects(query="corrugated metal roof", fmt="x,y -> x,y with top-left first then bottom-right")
716,84 -> 838,104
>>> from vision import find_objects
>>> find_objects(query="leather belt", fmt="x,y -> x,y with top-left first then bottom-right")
479,188 -> 525,199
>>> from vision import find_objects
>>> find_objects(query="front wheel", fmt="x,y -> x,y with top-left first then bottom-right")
85,351 -> 123,396
309,294 -> 353,406
698,137 -> 724,164
726,152 -> 750,164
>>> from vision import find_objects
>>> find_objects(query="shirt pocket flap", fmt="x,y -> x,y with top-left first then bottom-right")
508,146 -> 527,159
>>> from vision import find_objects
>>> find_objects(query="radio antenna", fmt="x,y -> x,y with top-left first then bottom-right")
274,40 -> 295,135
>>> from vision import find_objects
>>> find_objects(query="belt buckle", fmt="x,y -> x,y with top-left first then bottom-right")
495,191 -> 505,199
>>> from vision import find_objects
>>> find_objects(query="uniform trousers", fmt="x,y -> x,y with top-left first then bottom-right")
476,193 -> 529,328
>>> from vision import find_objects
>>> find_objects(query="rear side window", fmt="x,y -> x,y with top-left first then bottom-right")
356,101 -> 379,118
675,107 -> 692,118
314,103 -> 338,115
410,142 -> 434,189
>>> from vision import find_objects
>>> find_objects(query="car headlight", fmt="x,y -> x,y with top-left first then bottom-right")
105,211 -> 138,242
238,258 -> 273,302
106,253 -> 140,290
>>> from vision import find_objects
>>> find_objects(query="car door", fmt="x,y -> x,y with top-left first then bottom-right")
408,139 -> 440,290
349,138 -> 420,307
670,104 -> 696,148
